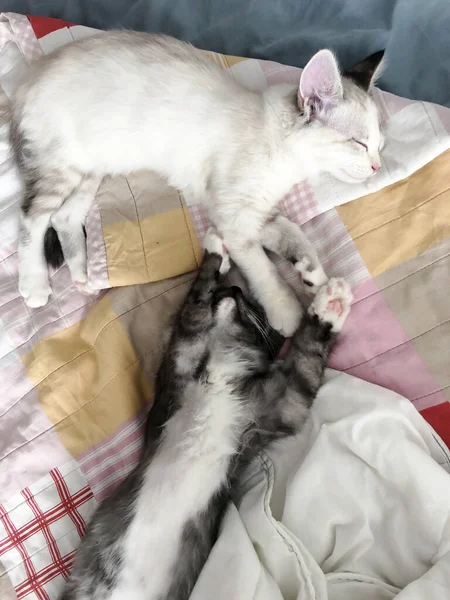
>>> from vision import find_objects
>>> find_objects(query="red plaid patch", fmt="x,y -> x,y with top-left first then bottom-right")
0,462 -> 96,600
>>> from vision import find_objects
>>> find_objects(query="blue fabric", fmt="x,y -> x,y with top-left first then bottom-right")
3,0 -> 450,106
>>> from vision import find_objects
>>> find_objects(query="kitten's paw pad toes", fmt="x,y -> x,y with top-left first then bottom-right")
295,259 -> 328,293
326,298 -> 342,316
265,292 -> 301,337
310,278 -> 353,332
203,228 -> 230,274
19,279 -> 51,308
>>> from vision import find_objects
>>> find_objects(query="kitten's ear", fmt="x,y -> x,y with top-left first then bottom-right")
299,49 -> 343,112
344,50 -> 385,91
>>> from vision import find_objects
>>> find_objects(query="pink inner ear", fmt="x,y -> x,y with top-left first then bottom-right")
299,49 -> 343,108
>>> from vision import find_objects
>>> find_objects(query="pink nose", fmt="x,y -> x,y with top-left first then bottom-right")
371,163 -> 380,173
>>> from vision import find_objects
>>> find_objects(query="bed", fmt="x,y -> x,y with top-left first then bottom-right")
0,12 -> 449,600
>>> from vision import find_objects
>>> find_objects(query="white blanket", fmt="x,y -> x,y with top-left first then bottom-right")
191,372 -> 450,599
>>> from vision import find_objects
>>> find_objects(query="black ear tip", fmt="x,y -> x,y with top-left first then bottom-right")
370,49 -> 385,63
344,49 -> 385,90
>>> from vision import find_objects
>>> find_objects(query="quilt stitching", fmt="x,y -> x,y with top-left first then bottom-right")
178,190 -> 200,269
2,277 -> 195,465
125,177 -> 150,282
0,468 -> 93,600
346,181 -> 450,242
344,315 -> 450,372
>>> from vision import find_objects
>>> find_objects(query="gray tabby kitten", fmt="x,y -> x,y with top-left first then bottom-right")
60,229 -> 352,600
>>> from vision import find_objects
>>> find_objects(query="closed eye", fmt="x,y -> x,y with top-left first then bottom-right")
352,139 -> 368,151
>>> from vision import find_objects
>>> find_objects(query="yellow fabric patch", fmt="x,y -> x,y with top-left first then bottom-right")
23,296 -> 151,457
205,51 -> 247,68
337,150 -> 450,276
104,207 -> 201,286
103,219 -> 149,286
140,206 -> 202,280
223,55 -> 248,67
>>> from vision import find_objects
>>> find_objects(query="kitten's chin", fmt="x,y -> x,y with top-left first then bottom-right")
215,297 -> 236,324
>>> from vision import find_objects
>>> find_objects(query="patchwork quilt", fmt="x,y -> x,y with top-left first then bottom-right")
0,12 -> 449,600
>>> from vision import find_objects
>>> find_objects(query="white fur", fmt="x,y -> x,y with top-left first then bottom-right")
258,213 -> 328,293
294,256 -> 328,293
112,355 -> 249,600
18,215 -> 53,308
14,33 -> 382,333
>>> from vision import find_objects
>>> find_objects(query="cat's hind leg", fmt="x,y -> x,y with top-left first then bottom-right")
18,168 -> 83,308
260,214 -> 328,292
50,175 -> 102,295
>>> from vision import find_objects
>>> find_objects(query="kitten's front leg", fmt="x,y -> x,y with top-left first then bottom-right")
177,228 -> 230,336
235,278 -> 353,476
282,277 -> 353,399
222,234 -> 301,337
260,214 -> 328,293
169,229 -> 230,379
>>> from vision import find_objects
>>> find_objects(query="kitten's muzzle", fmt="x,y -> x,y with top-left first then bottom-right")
212,286 -> 240,306
213,286 -> 247,317
212,286 -> 241,322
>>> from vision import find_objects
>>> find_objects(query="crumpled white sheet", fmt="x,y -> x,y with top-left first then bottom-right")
190,371 -> 450,600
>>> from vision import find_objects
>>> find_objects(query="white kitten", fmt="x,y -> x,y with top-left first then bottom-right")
10,32 -> 383,334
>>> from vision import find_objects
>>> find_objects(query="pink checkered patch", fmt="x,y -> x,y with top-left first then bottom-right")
79,412 -> 146,503
188,204 -> 211,240
0,462 -> 96,600
280,180 -> 319,225
188,182 -> 317,242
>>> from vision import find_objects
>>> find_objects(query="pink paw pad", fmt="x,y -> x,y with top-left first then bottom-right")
327,298 -> 343,316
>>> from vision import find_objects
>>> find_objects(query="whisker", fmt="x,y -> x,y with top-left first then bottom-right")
246,306 -> 275,353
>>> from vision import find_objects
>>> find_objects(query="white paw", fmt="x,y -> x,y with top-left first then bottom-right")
295,256 -> 328,293
203,228 -> 230,274
264,289 -> 301,337
19,274 -> 51,308
309,278 -> 353,332
69,260 -> 88,285
24,290 -> 51,308
69,258 -> 97,295
74,280 -> 98,296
